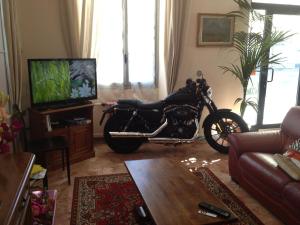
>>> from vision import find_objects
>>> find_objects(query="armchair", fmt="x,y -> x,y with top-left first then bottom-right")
228,107 -> 300,225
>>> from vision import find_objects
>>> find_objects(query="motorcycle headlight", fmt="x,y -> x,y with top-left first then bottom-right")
207,87 -> 213,98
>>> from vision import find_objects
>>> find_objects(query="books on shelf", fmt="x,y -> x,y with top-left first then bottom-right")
46,115 -> 52,131
46,117 -> 92,130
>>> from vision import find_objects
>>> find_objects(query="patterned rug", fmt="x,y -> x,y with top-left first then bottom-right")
70,167 -> 263,225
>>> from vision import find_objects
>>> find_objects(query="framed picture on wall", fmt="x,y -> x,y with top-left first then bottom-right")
197,14 -> 235,46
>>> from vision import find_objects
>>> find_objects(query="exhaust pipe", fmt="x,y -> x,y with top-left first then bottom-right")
148,119 -> 200,144
109,119 -> 168,138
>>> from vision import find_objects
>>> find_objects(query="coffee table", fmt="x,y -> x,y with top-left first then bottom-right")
125,158 -> 237,225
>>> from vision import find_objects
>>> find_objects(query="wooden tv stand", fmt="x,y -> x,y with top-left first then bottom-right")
29,102 -> 95,170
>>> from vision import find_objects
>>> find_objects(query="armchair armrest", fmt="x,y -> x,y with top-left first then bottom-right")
228,130 -> 284,157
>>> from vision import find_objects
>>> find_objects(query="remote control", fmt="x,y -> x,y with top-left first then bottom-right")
198,202 -> 231,218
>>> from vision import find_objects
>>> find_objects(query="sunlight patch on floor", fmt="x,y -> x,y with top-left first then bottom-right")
181,157 -> 222,172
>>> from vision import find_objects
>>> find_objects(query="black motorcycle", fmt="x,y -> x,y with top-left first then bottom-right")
100,71 -> 249,154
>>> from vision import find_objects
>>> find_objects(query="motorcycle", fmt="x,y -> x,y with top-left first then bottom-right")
100,71 -> 249,154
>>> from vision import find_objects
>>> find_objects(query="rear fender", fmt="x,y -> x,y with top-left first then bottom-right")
99,105 -> 116,125
100,104 -> 137,125
202,108 -> 231,128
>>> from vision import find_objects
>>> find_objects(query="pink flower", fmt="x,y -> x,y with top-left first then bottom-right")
1,123 -> 9,131
0,143 -> 10,153
11,119 -> 23,133
0,120 -> 23,154
32,203 -> 42,217
2,130 -> 13,141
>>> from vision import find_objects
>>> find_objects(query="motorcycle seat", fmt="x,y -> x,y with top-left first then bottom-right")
118,99 -> 143,107
118,99 -> 165,110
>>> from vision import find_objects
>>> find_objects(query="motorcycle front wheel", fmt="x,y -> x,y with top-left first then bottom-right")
203,111 -> 249,154
104,115 -> 145,153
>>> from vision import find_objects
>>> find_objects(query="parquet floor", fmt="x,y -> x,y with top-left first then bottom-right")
48,140 -> 283,225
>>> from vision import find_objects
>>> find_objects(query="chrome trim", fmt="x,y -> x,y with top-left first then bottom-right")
148,119 -> 201,144
109,119 -> 168,138
207,87 -> 213,99
203,95 -> 211,104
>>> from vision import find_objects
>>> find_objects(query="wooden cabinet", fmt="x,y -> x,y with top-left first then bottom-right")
69,124 -> 94,161
0,152 -> 35,225
29,102 -> 95,170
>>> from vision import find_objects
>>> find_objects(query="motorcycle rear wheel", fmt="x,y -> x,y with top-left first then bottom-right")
203,111 -> 249,154
104,115 -> 144,153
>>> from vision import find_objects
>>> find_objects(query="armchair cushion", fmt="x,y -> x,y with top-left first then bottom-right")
239,153 -> 290,194
228,130 -> 284,157
282,182 -> 300,212
228,106 -> 300,225
281,107 -> 300,138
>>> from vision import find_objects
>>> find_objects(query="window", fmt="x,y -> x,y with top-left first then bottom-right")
252,0 -> 300,5
244,2 -> 300,129
91,0 -> 158,87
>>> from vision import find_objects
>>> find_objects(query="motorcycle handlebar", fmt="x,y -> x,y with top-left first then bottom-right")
185,69 -> 208,90
185,78 -> 207,88
186,78 -> 193,85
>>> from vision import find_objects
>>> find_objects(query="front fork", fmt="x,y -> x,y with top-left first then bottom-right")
203,98 -> 230,135
204,96 -> 218,114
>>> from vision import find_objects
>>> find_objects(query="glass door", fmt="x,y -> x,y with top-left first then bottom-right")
263,15 -> 300,125
245,3 -> 300,130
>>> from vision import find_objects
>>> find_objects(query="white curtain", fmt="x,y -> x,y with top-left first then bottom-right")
3,0 -> 23,108
164,0 -> 191,94
90,0 -> 158,103
60,0 -> 158,103
60,0 -> 94,58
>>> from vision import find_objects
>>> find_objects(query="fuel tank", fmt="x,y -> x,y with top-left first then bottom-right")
164,86 -> 197,105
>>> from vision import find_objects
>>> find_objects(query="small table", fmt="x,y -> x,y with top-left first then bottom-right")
125,158 -> 237,225
0,152 -> 35,225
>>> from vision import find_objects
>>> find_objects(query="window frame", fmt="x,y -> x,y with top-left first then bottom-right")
252,2 -> 300,14
250,2 -> 300,130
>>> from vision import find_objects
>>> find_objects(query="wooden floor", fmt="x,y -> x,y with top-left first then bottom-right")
48,140 -> 283,225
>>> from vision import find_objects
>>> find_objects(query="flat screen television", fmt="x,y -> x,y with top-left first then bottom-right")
28,58 -> 97,108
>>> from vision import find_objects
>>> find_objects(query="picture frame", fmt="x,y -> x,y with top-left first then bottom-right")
197,14 -> 235,46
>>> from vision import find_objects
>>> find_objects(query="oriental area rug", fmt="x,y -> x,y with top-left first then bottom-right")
70,168 -> 263,225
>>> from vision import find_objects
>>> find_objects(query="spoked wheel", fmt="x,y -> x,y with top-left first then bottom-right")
203,111 -> 249,154
104,115 -> 145,153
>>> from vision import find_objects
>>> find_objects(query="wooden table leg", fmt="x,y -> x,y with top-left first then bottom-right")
65,147 -> 71,185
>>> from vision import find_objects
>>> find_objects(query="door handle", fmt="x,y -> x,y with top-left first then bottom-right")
267,68 -> 274,82
124,53 -> 128,64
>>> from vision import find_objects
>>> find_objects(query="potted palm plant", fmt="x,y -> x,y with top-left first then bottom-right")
220,0 -> 292,117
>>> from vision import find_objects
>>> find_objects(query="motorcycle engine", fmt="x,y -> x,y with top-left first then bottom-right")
160,105 -> 199,139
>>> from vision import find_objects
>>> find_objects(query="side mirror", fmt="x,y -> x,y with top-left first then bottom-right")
196,70 -> 203,78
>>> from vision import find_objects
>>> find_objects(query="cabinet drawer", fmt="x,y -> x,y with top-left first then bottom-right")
69,125 -> 92,154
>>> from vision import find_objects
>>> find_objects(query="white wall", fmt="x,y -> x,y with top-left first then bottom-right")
176,0 -> 242,113
167,0 -> 243,135
16,0 -> 68,108
158,0 -> 243,110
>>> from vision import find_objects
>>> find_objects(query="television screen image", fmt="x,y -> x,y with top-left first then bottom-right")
28,59 -> 97,107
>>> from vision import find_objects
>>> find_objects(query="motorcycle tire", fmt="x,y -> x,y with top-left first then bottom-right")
104,115 -> 144,153
203,111 -> 249,154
